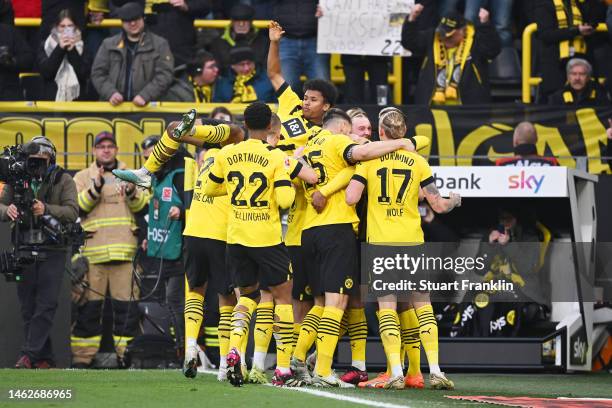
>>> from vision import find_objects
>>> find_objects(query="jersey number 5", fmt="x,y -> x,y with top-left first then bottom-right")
227,171 -> 269,208
376,168 -> 412,205
304,150 -> 327,189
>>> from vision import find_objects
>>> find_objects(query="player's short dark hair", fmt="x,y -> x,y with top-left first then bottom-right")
322,108 -> 351,127
243,102 -> 272,130
303,79 -> 338,106
270,112 -> 281,128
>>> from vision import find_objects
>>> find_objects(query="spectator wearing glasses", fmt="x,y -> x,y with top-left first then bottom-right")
166,50 -> 219,102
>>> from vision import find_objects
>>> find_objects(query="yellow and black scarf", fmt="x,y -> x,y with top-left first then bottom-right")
189,76 -> 212,103
231,70 -> 257,103
432,24 -> 475,105
553,0 -> 587,59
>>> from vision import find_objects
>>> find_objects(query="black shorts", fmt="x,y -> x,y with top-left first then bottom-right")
226,243 -> 292,289
288,245 -> 312,301
183,236 -> 233,295
301,223 -> 358,296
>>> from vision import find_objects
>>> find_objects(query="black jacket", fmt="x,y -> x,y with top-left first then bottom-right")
548,79 -> 610,106
0,24 -> 34,101
534,0 -> 591,97
401,20 -> 501,105
273,0 -> 318,39
36,40 -> 90,101
112,0 -> 211,67
208,27 -> 269,72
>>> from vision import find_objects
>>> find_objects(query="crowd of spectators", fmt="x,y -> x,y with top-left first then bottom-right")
0,0 -> 610,105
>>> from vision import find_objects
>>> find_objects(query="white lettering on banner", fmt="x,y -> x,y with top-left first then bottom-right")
431,166 -> 569,197
317,0 -> 414,56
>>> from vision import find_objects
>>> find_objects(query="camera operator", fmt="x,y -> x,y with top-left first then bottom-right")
0,136 -> 78,368
71,131 -> 148,368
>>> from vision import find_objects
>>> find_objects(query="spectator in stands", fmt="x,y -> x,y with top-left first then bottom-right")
41,1 -> 87,39
495,121 -> 560,166
272,0 -> 329,92
91,2 -> 174,106
213,46 -> 274,103
210,106 -> 233,122
548,58 -> 610,106
0,2 -> 34,100
341,55 -> 390,104
127,0 -> 212,67
208,4 -> 269,72
166,50 -> 219,102
534,0 -> 595,103
347,107 -> 373,140
38,9 -> 89,101
401,5 -> 501,105
439,0 -> 515,48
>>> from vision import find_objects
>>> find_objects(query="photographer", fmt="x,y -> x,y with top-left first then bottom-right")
0,136 -> 78,368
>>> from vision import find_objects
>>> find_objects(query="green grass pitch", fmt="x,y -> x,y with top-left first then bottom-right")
1,369 -> 611,407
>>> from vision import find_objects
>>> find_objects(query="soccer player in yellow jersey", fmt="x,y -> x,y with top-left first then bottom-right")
204,102 -> 315,387
113,109 -> 244,188
267,21 -> 337,150
181,144 -> 236,382
346,107 -> 461,390
296,108 -> 420,387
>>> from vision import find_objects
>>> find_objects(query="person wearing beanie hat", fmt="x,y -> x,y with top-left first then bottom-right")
209,3 -> 269,72
213,46 -> 275,103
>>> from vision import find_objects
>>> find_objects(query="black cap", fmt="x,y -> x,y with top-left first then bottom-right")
436,11 -> 467,38
229,47 -> 255,65
117,2 -> 144,21
230,4 -> 255,21
94,131 -> 116,147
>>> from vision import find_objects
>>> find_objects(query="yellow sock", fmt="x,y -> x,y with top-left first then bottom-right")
315,306 -> 344,377
273,304 -> 294,369
376,310 -> 391,375
192,123 -> 231,143
347,308 -> 367,371
184,290 -> 204,349
229,297 -> 257,353
254,302 -> 274,353
218,305 -> 233,359
416,305 -> 438,368
400,308 -> 421,376
294,305 -> 323,361
339,311 -> 348,338
145,130 -> 180,173
292,323 -> 301,350
378,309 -> 402,377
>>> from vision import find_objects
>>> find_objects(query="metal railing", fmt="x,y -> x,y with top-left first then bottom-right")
14,18 -> 403,104
521,22 -> 608,104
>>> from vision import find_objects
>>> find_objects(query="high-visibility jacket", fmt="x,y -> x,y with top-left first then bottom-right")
74,161 -> 149,264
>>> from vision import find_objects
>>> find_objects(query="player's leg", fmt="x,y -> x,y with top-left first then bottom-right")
412,292 -> 454,390
225,244 -> 260,387
378,295 -> 404,389
398,301 -> 424,389
340,295 -> 368,385
288,245 -> 314,350
182,236 -> 209,379
256,244 -> 300,387
248,288 -> 274,384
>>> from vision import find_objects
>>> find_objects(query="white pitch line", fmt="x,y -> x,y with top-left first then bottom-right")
198,369 -> 411,408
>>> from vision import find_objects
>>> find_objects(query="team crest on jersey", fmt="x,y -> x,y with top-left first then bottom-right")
344,277 -> 354,289
305,285 -> 312,296
282,117 -> 307,138
161,187 -> 173,202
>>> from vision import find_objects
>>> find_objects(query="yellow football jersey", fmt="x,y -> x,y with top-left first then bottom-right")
207,139 -> 297,247
352,150 -> 434,243
275,82 -> 322,150
302,130 -> 359,230
183,149 -> 229,242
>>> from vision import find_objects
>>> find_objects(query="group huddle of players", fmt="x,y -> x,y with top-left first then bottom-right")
113,21 -> 461,391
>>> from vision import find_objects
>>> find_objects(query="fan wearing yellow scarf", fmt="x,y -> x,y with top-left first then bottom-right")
213,47 -> 275,103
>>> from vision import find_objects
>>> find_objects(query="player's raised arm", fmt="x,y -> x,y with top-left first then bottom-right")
267,21 -> 286,91
421,182 -> 461,214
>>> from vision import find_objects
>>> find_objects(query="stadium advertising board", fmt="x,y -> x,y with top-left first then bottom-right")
317,0 -> 414,56
431,166 -> 568,197
0,105 -> 610,173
